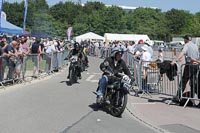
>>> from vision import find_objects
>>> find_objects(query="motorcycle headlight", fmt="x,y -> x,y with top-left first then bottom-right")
121,75 -> 131,84
71,56 -> 78,62
123,83 -> 131,89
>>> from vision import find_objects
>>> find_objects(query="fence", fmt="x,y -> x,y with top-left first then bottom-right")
88,46 -> 200,107
0,50 -> 69,89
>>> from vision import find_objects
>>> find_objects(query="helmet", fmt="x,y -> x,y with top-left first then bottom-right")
111,47 -> 122,57
73,42 -> 80,49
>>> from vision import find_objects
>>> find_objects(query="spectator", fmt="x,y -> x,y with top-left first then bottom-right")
4,40 -> 18,79
19,35 -> 30,79
31,37 -> 41,78
1,35 -> 9,81
127,41 -> 135,54
134,39 -> 145,59
0,41 -> 5,81
158,49 -> 163,62
1,35 -> 8,44
141,45 -> 152,91
26,36 -> 32,48
45,39 -> 56,73
144,39 -> 153,58
12,35 -> 18,42
14,40 -> 23,79
172,35 -> 199,105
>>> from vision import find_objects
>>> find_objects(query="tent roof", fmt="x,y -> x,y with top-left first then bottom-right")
0,18 -> 23,34
75,32 -> 105,41
104,33 -> 150,43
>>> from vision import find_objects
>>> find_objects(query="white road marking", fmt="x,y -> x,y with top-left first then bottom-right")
86,72 -> 101,75
93,73 -> 102,75
131,103 -> 156,105
86,75 -> 99,83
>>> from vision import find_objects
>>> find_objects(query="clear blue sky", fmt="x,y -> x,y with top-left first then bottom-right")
7,0 -> 200,13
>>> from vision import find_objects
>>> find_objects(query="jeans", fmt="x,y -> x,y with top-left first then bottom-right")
97,75 -> 108,96
7,59 -> 15,79
0,58 -> 7,81
45,53 -> 52,73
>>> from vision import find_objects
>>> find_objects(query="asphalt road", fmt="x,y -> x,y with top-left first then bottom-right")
0,56 -> 159,133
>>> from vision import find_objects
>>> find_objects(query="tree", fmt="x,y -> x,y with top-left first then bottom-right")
83,1 -> 105,14
100,6 -> 126,33
2,2 -> 24,28
165,9 -> 192,36
50,2 -> 82,24
125,8 -> 168,40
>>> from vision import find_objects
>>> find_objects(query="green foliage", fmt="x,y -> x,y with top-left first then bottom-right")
165,9 -> 192,35
2,1 -> 200,41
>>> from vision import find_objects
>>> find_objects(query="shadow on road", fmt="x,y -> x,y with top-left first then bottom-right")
60,80 -> 80,86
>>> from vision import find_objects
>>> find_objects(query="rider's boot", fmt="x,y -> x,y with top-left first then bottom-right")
96,95 -> 103,104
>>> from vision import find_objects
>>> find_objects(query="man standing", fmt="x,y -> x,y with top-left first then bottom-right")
20,35 -> 30,79
172,35 -> 199,105
4,40 -> 18,79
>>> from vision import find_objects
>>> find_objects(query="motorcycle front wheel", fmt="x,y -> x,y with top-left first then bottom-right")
69,67 -> 77,83
110,91 -> 128,117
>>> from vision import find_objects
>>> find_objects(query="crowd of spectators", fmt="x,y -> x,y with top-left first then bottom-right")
0,35 -> 67,83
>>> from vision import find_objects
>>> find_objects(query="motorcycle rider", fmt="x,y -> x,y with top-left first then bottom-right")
67,41 -> 83,79
96,47 -> 131,103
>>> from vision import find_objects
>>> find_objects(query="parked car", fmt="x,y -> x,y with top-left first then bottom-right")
168,41 -> 184,50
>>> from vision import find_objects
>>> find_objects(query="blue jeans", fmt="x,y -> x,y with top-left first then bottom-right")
97,75 -> 108,96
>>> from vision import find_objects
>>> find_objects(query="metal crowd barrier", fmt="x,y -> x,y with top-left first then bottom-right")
179,64 -> 200,107
88,46 -> 111,58
0,50 -> 69,89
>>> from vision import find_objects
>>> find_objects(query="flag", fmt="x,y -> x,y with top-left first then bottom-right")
0,0 -> 3,31
67,26 -> 73,40
23,0 -> 28,32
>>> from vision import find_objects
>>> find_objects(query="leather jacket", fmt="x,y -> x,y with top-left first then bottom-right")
100,57 -> 131,79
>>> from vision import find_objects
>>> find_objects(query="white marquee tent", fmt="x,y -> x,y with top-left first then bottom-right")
74,32 -> 105,42
104,33 -> 150,43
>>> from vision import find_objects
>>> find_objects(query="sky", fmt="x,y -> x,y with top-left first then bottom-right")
7,0 -> 200,14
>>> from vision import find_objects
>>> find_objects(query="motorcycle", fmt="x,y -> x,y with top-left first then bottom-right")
69,56 -> 80,84
96,61 -> 133,117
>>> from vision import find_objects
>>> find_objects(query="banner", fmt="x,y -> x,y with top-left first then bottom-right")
0,0 -> 3,31
67,26 -> 73,40
23,0 -> 28,31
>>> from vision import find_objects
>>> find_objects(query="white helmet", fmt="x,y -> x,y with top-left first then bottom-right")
145,39 -> 153,46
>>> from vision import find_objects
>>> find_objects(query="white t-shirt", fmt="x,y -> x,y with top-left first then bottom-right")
141,51 -> 151,61
46,45 -> 56,53
158,52 -> 163,62
127,45 -> 135,54
141,51 -> 151,67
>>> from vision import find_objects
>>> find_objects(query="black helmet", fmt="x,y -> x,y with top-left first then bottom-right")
73,42 -> 80,49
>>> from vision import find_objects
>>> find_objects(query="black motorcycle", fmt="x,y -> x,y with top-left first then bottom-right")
96,61 -> 132,117
69,56 -> 79,84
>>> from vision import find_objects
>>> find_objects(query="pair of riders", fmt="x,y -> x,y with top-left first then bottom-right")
96,47 -> 131,103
